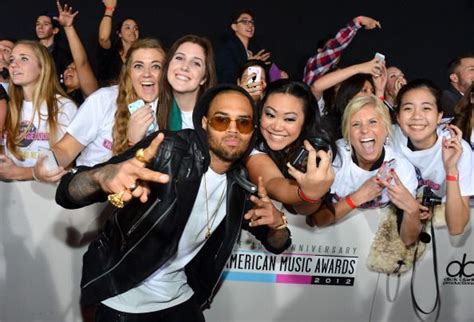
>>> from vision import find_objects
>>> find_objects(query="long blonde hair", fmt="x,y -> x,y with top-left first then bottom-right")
111,38 -> 165,155
5,40 -> 68,160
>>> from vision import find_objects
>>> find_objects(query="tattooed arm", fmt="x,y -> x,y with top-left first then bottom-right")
56,133 -> 169,209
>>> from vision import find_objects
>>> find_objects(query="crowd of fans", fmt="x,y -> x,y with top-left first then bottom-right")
0,2 -> 472,232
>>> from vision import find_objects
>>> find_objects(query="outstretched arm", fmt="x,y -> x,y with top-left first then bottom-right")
56,133 -> 169,208
98,0 -> 117,49
303,15 -> 381,85
311,58 -> 383,100
55,2 -> 98,97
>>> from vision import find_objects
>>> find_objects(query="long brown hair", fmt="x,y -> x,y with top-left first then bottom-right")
5,40 -> 68,160
111,38 -> 165,155
157,34 -> 217,130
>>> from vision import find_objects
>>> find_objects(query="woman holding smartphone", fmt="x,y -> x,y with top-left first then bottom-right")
0,40 -> 76,181
34,38 -> 165,182
237,59 -> 268,103
309,95 -> 423,245
245,79 -> 336,217
391,79 -> 473,235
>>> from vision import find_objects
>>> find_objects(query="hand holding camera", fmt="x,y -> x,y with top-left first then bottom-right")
287,138 -> 334,201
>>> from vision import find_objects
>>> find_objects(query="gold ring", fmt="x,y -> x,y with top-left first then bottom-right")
135,148 -> 147,164
108,190 -> 125,208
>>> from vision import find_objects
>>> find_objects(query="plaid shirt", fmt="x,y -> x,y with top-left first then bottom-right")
303,19 -> 362,85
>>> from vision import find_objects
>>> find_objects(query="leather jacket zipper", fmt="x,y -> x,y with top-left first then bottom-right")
127,197 -> 162,236
82,198 -> 176,289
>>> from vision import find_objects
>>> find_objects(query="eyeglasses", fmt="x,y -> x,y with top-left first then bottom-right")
208,115 -> 255,134
236,19 -> 255,26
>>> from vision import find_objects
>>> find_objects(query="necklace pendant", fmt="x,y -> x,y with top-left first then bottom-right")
205,230 -> 211,240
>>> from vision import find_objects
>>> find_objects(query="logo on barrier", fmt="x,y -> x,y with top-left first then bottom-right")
224,240 -> 358,286
443,253 -> 474,286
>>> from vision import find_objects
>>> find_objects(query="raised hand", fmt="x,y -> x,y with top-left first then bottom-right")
442,124 -> 463,173
54,2 -> 79,28
102,0 -> 117,9
127,104 -> 155,145
249,49 -> 271,64
244,176 -> 286,229
356,16 -> 381,29
378,169 -> 419,216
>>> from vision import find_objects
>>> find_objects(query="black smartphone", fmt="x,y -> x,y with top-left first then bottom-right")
289,137 -> 330,172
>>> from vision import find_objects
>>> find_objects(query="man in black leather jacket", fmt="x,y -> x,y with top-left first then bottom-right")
56,84 -> 291,321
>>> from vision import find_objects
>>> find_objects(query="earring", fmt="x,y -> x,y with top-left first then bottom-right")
384,136 -> 389,145
344,140 -> 351,152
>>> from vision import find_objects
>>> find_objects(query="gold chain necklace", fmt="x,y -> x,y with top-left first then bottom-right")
203,173 -> 227,240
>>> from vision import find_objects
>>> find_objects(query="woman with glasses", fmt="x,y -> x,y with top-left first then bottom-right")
391,79 -> 473,235
153,35 -> 217,132
215,9 -> 271,84
245,79 -> 336,218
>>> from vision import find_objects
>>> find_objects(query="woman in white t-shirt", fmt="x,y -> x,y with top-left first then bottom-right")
156,35 -> 217,131
0,40 -> 77,181
391,79 -> 473,235
34,38 -> 166,181
311,95 -> 424,245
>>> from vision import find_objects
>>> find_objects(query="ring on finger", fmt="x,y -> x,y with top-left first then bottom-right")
135,148 -> 148,164
129,182 -> 138,192
108,190 -> 125,208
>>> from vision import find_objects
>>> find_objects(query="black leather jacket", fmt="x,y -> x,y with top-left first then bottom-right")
56,130 -> 291,308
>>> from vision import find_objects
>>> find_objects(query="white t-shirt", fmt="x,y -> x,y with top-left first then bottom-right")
5,97 -> 77,167
67,85 -> 158,167
390,125 -> 474,200
181,110 -> 194,129
103,168 -> 228,313
331,139 -> 418,208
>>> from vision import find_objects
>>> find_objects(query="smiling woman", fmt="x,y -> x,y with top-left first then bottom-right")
391,79 -> 474,235
156,34 -> 217,131
310,95 -> 423,246
245,79 -> 336,220
0,40 -> 77,181
32,38 -> 166,183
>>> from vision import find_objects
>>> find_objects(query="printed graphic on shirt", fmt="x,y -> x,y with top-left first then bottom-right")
17,121 -> 49,148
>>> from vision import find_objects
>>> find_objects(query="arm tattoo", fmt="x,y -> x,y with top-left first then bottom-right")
68,164 -> 119,203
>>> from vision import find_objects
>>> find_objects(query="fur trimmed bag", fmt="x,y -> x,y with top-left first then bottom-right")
367,206 -> 427,274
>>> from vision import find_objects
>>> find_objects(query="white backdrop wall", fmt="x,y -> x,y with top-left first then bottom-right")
1,181 -> 473,321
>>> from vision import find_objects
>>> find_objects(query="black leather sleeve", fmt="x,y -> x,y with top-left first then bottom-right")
55,132 -> 167,209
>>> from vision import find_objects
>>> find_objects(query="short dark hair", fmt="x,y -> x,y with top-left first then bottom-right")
447,53 -> 474,76
231,9 -> 254,24
37,11 -> 60,29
